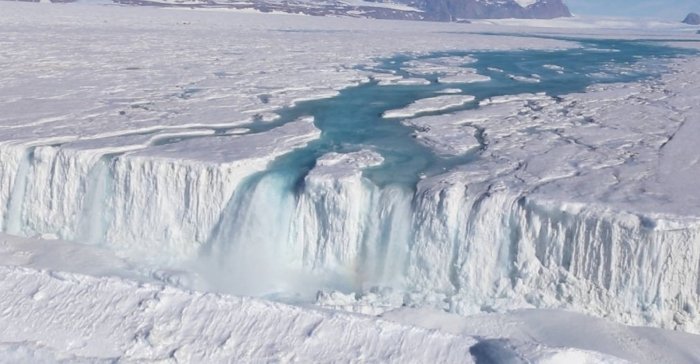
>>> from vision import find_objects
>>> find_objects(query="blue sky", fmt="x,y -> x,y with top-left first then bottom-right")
565,0 -> 700,20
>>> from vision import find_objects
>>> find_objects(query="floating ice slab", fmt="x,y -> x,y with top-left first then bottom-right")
543,64 -> 565,72
373,72 -> 431,86
438,73 -> 491,84
403,56 -> 477,75
403,114 -> 481,156
437,88 -> 463,94
383,95 -> 476,118
309,150 -> 384,178
509,74 -> 541,83
371,73 -> 403,84
403,60 -> 490,85
378,77 -> 432,86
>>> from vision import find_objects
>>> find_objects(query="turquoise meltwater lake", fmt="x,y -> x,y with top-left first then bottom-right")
245,38 -> 695,189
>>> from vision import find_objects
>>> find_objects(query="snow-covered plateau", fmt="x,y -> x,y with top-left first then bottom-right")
0,1 -> 699,362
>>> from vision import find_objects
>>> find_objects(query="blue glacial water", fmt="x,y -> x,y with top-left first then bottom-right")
245,39 -> 695,188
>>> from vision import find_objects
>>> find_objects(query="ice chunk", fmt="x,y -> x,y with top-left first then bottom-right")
383,95 -> 476,118
438,73 -> 491,84
403,114 -> 482,156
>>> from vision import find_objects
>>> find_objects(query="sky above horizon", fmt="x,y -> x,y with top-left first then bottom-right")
565,0 -> 700,20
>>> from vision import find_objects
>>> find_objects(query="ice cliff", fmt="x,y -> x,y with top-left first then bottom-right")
0,87 -> 698,332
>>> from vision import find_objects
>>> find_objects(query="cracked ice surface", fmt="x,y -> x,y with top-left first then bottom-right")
0,3 -> 572,145
511,61 -> 700,217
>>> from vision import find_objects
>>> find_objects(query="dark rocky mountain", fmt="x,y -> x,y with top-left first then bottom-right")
683,12 -> 700,25
395,0 -> 571,21
525,0 -> 571,19
112,0 -> 572,21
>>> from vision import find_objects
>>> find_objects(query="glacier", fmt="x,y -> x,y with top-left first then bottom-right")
0,25 -> 698,332
1,2 -> 699,361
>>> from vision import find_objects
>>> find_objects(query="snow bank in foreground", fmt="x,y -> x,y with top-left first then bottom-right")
2,233 -> 694,363
0,259 -> 635,364
0,265 -> 476,362
384,307 -> 700,364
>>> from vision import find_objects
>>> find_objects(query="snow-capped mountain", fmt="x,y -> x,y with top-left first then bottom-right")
109,0 -> 572,21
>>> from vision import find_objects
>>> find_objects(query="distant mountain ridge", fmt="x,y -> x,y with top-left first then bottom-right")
394,0 -> 571,20
108,0 -> 572,21
683,12 -> 700,25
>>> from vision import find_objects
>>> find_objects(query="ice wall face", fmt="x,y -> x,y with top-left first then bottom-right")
0,118 -> 321,262
516,199 -> 700,330
196,155 -> 700,330
306,167 -> 700,331
1,138 -> 698,332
